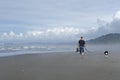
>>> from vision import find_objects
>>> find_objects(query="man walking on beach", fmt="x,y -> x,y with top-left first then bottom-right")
78,36 -> 86,55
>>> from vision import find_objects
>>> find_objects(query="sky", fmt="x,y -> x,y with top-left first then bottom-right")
0,0 -> 120,42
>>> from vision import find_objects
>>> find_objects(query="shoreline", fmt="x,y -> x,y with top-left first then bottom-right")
0,50 -> 75,58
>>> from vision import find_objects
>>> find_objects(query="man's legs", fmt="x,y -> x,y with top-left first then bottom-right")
80,46 -> 84,55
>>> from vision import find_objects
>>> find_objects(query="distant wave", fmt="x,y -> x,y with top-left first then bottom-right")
0,45 -> 76,57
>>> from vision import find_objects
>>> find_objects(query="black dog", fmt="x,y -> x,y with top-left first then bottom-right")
76,48 -> 79,52
104,51 -> 108,55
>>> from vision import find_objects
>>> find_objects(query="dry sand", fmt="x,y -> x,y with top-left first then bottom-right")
0,52 -> 120,80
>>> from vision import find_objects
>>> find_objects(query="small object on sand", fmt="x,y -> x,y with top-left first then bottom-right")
104,51 -> 108,55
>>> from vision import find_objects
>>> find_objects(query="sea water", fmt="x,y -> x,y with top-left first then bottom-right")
0,43 -> 120,57
0,44 -> 76,57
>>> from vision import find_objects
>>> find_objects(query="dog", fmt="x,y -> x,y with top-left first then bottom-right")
76,48 -> 79,52
104,51 -> 108,55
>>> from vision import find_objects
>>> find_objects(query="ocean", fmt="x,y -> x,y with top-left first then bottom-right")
0,44 -> 77,57
0,43 -> 120,57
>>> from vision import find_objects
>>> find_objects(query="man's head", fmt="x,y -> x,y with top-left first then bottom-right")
80,36 -> 83,40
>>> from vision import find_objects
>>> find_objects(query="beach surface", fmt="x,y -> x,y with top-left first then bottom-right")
0,52 -> 120,80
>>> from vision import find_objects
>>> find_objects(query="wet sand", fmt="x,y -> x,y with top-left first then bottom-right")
0,52 -> 120,80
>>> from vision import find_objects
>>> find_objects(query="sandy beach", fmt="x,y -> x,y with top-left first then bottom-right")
0,52 -> 120,80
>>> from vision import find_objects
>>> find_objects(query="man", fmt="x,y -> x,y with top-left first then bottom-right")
78,36 -> 85,55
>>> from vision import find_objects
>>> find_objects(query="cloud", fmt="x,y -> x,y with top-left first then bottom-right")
113,11 -> 120,20
1,0 -> 120,41
1,27 -> 92,41
3,11 -> 120,41
28,27 -> 89,39
88,10 -> 120,39
1,31 -> 24,40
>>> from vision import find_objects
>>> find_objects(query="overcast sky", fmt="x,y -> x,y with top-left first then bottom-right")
0,0 -> 120,42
